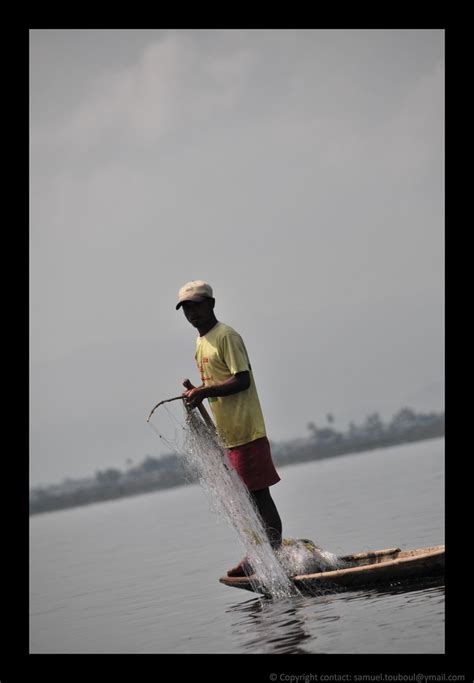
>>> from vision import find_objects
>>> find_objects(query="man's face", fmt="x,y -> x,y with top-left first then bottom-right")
181,299 -> 214,329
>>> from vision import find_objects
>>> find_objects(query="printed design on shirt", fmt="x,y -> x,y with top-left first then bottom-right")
198,360 -> 213,383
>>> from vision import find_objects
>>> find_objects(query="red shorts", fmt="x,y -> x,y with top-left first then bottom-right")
226,436 -> 281,492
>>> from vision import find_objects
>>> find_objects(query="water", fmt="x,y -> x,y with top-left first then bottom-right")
29,437 -> 444,653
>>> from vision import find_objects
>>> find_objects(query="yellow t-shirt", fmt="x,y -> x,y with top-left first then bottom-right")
195,322 -> 267,448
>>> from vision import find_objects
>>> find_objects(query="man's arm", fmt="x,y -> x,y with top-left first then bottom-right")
182,371 -> 250,408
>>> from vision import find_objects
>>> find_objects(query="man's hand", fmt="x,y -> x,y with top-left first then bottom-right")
181,371 -> 250,408
182,379 -> 208,409
182,386 -> 208,408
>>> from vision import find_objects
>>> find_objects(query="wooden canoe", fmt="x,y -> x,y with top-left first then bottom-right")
219,544 -> 444,595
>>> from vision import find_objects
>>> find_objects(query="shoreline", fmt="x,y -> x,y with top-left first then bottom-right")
30,421 -> 444,517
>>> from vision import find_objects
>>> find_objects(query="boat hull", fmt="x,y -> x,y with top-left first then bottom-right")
218,545 -> 444,595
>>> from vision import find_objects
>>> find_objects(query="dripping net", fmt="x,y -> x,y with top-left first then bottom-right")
148,401 -> 346,598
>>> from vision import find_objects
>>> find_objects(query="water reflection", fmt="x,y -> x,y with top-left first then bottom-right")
226,578 -> 444,655
343,576 -> 445,601
227,593 -> 346,654
227,596 -> 315,654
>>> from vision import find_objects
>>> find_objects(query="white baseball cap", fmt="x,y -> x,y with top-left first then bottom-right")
175,280 -> 214,310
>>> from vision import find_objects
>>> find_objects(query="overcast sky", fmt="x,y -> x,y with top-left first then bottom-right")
29,29 -> 444,487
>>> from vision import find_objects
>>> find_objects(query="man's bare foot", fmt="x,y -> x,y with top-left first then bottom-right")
226,557 -> 254,577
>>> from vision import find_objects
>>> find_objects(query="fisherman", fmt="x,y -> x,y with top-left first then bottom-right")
176,280 -> 283,577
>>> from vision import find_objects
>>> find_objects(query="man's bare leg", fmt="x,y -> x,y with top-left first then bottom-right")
226,487 -> 283,576
250,487 -> 282,548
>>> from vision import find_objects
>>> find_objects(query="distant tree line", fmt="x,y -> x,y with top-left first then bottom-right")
271,407 -> 444,465
29,407 -> 444,516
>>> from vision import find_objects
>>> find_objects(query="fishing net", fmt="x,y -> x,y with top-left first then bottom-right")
276,539 -> 345,576
148,401 -> 297,597
148,400 -> 345,598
